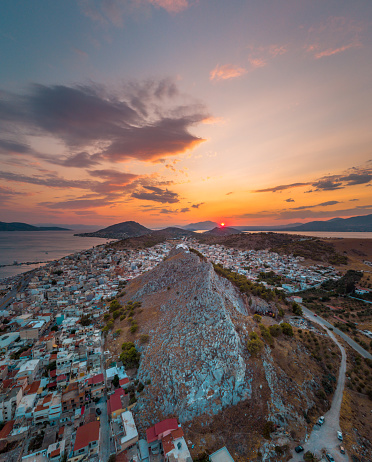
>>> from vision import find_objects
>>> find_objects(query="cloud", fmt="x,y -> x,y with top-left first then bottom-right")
39,198 -> 114,210
88,169 -> 139,183
291,200 -> 341,210
149,0 -> 189,13
0,170 -> 96,190
210,64 -> 247,81
180,207 -> 189,212
132,185 -> 179,203
191,202 -> 204,208
349,198 -> 359,202
254,164 -> 372,194
0,80 -> 208,165
285,198 -> 295,202
254,182 -> 310,193
0,185 -> 24,203
226,191 -> 233,196
306,16 -> 363,59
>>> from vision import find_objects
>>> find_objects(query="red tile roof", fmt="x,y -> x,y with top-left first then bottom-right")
74,421 -> 100,452
0,420 -> 14,439
50,448 -> 60,458
87,373 -> 104,386
107,388 -> 125,414
162,434 -> 175,455
58,426 -> 65,436
146,418 -> 178,443
25,380 -> 41,395
171,428 -> 184,439
119,377 -> 129,386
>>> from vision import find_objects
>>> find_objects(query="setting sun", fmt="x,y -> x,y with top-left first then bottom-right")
220,223 -> 225,227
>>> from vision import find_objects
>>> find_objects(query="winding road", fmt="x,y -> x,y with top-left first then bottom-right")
290,310 -> 350,462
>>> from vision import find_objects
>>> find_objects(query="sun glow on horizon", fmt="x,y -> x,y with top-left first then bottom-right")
220,222 -> 225,227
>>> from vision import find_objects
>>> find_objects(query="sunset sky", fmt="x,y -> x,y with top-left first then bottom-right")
1,0 -> 372,228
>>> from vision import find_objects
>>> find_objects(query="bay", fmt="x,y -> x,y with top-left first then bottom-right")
0,230 -> 113,281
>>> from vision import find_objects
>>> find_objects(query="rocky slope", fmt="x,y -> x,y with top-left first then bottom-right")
111,247 -> 341,460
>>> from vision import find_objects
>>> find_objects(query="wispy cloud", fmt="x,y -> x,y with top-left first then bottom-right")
210,64 -> 247,81
191,202 -> 204,208
291,200 -> 341,210
306,16 -> 363,59
149,0 -> 189,13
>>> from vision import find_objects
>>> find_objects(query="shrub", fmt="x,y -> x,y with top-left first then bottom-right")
262,420 -> 275,439
130,324 -> 138,334
259,324 -> 274,345
120,315 -> 125,321
120,342 -> 140,368
104,313 -> 111,320
253,314 -> 262,323
109,299 -> 121,312
269,324 -> 282,337
280,322 -> 294,336
292,302 -> 303,316
113,310 -> 120,319
140,334 -> 149,344
249,331 -> 259,340
247,338 -> 264,356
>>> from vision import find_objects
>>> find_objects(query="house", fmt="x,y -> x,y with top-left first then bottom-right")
162,427 -> 192,462
68,420 -> 100,462
115,410 -> 138,453
0,387 -> 23,421
61,383 -> 85,413
107,388 -> 129,419
16,359 -> 41,381
209,447 -> 235,462
146,418 -> 179,455
0,332 -> 20,353
86,373 -> 105,399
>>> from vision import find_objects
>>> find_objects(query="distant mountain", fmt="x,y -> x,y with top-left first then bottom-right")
181,221 -> 218,230
285,214 -> 372,232
203,226 -> 242,236
235,223 -> 304,231
75,220 -> 152,239
35,223 -> 100,231
0,222 -> 69,231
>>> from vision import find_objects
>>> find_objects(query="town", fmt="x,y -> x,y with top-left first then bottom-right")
0,239 -> 341,462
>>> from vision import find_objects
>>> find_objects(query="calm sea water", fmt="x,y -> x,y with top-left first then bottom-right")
0,230 -> 112,281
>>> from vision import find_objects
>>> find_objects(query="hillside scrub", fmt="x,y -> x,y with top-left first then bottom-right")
213,263 -> 286,302
247,338 -> 264,355
280,322 -> 294,336
120,342 -> 140,369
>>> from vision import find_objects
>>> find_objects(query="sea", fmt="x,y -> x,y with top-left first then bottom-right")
0,230 -> 113,282
0,229 -> 371,282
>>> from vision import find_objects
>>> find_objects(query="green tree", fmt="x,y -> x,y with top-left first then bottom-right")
253,314 -> 262,323
79,314 -> 92,326
247,338 -> 264,356
280,322 -> 294,336
269,324 -> 282,337
112,374 -> 119,388
109,299 -> 121,312
120,342 -> 140,369
292,302 -> 303,316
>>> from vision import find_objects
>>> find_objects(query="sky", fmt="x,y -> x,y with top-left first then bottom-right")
0,0 -> 372,228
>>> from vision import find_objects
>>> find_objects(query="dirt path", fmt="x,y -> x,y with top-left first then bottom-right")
289,313 -> 350,462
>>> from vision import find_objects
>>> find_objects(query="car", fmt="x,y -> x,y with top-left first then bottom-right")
340,446 -> 345,454
337,431 -> 343,441
318,416 -> 325,425
326,454 -> 335,462
294,446 -> 304,453
95,408 -> 101,415
314,314 -> 318,317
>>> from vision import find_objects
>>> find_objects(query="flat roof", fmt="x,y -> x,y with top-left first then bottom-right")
120,411 -> 138,445
209,447 -> 235,462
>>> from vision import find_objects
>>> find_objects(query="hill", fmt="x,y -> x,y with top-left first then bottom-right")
0,221 -> 69,231
104,246 -> 343,461
74,220 -> 151,239
181,220 -> 218,230
108,227 -> 196,250
197,232 -> 348,265
286,213 -> 372,232
203,226 -> 242,236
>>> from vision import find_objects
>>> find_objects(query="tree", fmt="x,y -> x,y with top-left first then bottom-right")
79,314 -> 92,326
269,324 -> 282,337
51,325 -> 58,332
247,338 -> 264,356
291,302 -> 303,316
120,342 -> 140,369
280,322 -> 294,336
253,314 -> 262,323
112,374 -> 119,388
109,299 -> 121,312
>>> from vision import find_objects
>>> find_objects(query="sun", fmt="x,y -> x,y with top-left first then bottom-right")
220,222 -> 225,227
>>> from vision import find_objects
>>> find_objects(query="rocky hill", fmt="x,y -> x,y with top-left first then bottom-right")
108,227 -> 196,249
107,246 -> 342,460
75,220 -> 151,239
0,221 -> 69,231
203,226 -> 241,236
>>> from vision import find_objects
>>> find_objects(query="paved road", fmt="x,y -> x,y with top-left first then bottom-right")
301,306 -> 372,360
290,316 -> 349,462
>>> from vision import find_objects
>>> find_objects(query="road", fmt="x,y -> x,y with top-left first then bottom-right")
301,306 -> 372,360
0,273 -> 33,311
290,315 -> 349,462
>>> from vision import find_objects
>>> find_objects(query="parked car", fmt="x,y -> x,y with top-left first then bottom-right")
96,408 -> 101,415
340,446 -> 345,454
337,431 -> 343,441
326,454 -> 335,462
295,446 -> 304,453
318,416 -> 325,425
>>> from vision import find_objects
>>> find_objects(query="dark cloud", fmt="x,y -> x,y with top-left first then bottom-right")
254,182 -> 310,193
340,173 -> 372,185
0,139 -> 32,154
226,191 -> 233,195
312,179 -> 343,190
131,185 -> 179,203
349,198 -> 359,201
191,202 -> 204,208
0,170 -> 96,190
285,198 -> 294,202
291,200 -> 341,210
180,208 -> 190,213
0,80 -> 208,165
0,185 -> 24,203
